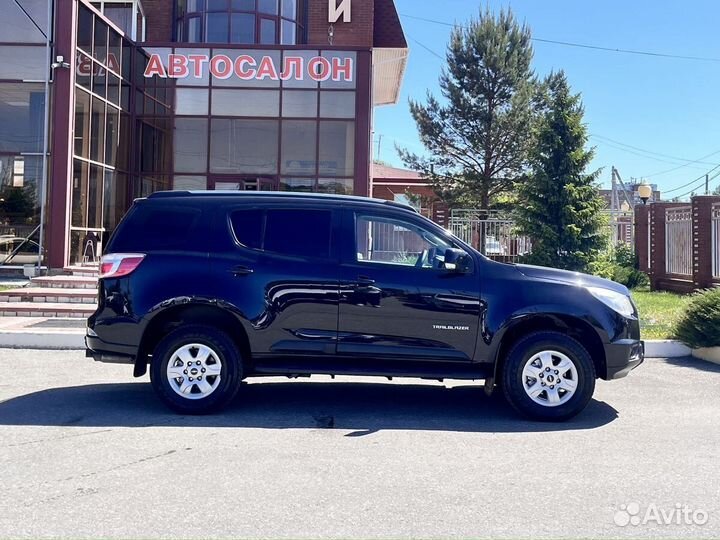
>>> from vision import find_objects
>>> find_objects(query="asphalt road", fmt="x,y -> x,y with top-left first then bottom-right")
0,350 -> 718,539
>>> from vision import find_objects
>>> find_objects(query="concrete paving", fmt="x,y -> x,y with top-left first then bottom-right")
0,351 -> 718,538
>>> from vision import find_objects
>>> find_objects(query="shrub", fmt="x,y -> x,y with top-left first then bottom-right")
674,288 -> 720,348
588,245 -> 649,289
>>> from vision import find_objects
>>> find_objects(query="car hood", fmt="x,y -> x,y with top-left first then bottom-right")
514,264 -> 629,295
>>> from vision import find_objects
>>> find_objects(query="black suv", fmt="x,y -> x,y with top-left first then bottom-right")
86,191 -> 643,420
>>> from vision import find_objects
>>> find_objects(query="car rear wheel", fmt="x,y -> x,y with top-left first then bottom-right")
150,325 -> 242,414
502,331 -> 596,421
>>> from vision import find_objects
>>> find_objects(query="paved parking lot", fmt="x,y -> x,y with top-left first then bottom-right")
0,350 -> 718,538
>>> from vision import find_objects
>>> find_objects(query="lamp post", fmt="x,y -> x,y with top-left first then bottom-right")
638,184 -> 652,205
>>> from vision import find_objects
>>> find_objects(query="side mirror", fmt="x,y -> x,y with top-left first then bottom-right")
443,248 -> 472,273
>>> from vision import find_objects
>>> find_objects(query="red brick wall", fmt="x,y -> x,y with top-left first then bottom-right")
142,0 -> 174,42
308,0 -> 374,47
642,199 -> 720,293
141,0 -> 375,46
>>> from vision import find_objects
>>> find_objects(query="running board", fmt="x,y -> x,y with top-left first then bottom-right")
249,358 -> 491,381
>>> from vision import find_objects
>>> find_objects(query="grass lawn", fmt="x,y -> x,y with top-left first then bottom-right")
632,290 -> 691,340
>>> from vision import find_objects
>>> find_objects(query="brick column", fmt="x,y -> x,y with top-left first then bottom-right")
648,203 -> 665,291
692,196 -> 720,289
45,0 -> 77,270
634,204 -> 650,272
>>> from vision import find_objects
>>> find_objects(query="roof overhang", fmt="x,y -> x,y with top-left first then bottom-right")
372,47 -> 408,106
372,0 -> 408,107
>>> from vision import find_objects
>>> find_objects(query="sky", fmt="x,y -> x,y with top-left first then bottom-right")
373,0 -> 720,197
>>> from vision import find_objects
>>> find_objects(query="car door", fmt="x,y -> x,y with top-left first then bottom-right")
337,208 -> 481,362
210,203 -> 340,358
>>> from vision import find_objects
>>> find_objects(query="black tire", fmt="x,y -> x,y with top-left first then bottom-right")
150,325 -> 243,414
501,331 -> 596,421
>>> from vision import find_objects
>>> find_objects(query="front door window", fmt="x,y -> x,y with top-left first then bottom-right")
356,215 -> 453,269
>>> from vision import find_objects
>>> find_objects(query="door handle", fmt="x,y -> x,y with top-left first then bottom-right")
356,275 -> 375,286
231,265 -> 254,276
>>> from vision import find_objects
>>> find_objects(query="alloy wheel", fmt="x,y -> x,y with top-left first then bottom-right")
166,343 -> 223,400
521,350 -> 579,407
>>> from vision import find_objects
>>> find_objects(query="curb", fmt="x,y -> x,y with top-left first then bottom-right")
0,331 -> 85,350
644,340 -> 691,359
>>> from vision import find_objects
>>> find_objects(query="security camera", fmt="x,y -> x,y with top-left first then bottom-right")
51,55 -> 70,69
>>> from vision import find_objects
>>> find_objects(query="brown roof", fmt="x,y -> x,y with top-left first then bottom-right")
372,163 -> 423,180
373,0 -> 408,48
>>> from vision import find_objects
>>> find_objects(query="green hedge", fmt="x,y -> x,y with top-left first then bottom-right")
674,288 -> 720,348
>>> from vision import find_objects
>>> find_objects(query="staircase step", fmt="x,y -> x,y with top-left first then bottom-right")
63,265 -> 99,277
0,288 -> 97,304
0,302 -> 95,318
31,275 -> 98,289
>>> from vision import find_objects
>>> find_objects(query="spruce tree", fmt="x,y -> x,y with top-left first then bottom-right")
398,7 -> 536,210
516,71 -> 606,271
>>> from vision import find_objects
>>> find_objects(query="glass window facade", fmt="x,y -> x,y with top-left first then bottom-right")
70,5 -> 147,266
0,0 -> 50,267
56,5 -> 370,268
133,47 -> 359,195
176,0 -> 304,44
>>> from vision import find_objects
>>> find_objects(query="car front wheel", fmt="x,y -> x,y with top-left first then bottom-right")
150,325 -> 242,414
502,331 -> 596,421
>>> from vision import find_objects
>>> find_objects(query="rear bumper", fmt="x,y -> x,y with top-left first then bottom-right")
604,339 -> 644,379
85,334 -> 136,364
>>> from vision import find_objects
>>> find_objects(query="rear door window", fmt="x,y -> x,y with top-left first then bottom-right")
229,209 -> 263,250
229,207 -> 332,259
265,209 -> 332,259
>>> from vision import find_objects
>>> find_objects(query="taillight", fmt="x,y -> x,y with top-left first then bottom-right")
99,253 -> 146,279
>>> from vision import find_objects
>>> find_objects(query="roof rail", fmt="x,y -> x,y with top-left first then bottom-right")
146,190 -> 419,212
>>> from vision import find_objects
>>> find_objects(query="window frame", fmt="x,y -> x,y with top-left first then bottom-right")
176,0 -> 304,44
347,210 -> 475,273
226,204 -> 339,261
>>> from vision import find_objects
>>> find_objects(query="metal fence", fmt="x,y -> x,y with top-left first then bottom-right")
665,207 -> 693,276
713,204 -> 720,279
605,210 -> 634,247
448,210 -> 531,262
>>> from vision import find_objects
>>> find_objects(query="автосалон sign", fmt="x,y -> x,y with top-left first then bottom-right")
143,53 -> 354,82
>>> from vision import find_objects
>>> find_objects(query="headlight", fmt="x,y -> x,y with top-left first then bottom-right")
586,286 -> 635,317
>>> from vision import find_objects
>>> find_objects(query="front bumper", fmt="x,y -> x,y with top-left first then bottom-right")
604,339 -> 644,379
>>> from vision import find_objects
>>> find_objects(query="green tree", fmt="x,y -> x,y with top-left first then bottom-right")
516,71 -> 605,271
712,184 -> 720,196
398,7 -> 536,210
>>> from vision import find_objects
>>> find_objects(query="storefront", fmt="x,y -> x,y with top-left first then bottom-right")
0,0 -> 407,269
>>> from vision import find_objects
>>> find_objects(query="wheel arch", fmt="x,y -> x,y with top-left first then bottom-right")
135,303 -> 252,377
492,314 -> 606,382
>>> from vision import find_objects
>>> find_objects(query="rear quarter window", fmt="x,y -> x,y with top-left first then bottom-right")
108,203 -> 203,252
228,207 -> 332,259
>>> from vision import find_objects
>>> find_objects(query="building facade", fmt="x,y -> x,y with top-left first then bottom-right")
371,163 -> 448,226
0,0 -> 407,269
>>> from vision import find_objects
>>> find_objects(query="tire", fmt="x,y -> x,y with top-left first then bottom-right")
150,325 -> 243,414
501,331 -> 596,421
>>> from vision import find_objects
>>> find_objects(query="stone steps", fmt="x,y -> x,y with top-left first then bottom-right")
0,302 -> 96,318
63,266 -> 99,278
30,275 -> 98,289
0,266 -> 100,317
0,288 -> 97,304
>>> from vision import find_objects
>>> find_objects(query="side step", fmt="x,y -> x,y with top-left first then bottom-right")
251,358 -> 491,381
